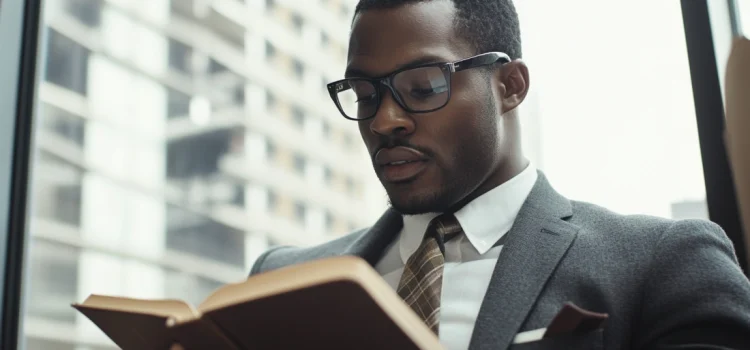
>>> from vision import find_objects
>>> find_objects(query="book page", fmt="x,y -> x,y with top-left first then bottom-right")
725,36 -> 750,268
76,294 -> 199,321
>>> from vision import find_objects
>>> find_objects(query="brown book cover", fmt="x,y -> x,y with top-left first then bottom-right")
725,36 -> 750,269
72,256 -> 444,350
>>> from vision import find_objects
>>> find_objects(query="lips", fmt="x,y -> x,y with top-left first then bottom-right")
375,146 -> 430,182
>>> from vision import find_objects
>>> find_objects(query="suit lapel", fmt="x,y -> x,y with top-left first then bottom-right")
468,172 -> 580,350
344,208 -> 403,266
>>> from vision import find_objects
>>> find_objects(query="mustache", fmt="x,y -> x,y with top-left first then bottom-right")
371,137 -> 435,159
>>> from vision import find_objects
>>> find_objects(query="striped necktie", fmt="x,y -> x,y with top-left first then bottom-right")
396,213 -> 463,335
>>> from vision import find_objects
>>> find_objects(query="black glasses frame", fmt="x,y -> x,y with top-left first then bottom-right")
327,51 -> 511,121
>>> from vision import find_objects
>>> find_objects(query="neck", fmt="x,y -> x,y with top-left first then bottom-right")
446,154 -> 529,214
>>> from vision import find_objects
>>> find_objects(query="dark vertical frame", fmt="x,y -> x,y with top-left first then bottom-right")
727,0 -> 743,37
681,0 -> 748,274
0,0 -> 42,348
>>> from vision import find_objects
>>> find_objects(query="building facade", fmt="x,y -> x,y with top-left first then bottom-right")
24,0 -> 383,348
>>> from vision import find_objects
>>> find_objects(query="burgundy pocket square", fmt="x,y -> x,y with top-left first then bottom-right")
543,302 -> 608,338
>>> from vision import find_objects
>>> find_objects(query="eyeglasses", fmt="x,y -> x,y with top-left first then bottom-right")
327,52 -> 511,121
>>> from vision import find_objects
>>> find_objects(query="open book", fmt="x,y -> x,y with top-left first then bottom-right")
72,256 -> 443,350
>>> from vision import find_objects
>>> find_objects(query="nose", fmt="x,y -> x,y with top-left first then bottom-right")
369,89 -> 416,137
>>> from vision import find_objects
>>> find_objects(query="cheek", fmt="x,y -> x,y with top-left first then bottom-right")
357,122 -> 375,149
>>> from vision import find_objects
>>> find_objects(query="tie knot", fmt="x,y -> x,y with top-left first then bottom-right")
427,213 -> 463,244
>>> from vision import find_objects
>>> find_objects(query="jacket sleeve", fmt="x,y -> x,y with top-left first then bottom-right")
635,219 -> 750,349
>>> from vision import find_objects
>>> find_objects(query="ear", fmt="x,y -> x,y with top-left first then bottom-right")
496,59 -> 530,114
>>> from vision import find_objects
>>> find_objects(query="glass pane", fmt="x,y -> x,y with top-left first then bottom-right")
739,0 -> 750,35
22,0 -> 709,348
515,0 -> 707,219
24,0 -> 375,348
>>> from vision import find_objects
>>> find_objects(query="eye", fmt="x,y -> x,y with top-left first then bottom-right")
356,93 -> 377,104
409,85 -> 447,99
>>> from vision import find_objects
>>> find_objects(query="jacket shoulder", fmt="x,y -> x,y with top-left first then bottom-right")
249,228 -> 369,276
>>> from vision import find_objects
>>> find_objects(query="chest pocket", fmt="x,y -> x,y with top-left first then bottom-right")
508,328 -> 603,350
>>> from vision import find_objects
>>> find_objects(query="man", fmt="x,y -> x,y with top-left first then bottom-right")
251,0 -> 750,349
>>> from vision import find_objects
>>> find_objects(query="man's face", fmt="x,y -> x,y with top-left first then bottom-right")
347,1 -> 520,215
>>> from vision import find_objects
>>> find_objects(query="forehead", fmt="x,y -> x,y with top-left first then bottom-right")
347,1 -> 471,77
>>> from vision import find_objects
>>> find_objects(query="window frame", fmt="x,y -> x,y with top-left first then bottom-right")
0,0 -> 748,349
0,0 -> 42,348
681,0 -> 748,274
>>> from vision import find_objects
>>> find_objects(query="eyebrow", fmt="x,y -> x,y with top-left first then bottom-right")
344,55 -> 450,78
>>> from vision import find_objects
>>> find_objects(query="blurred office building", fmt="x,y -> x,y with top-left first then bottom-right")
24,0 -> 383,348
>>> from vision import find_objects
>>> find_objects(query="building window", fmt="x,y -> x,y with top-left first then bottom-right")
266,139 -> 276,160
166,130 -> 232,179
267,190 -> 277,211
45,29 -> 89,95
292,107 -> 305,126
266,91 -> 276,110
167,88 -> 192,119
323,166 -> 332,184
168,38 -> 193,75
208,58 -> 228,74
26,241 -> 80,323
66,0 -> 102,27
325,211 -> 334,231
40,104 -> 85,147
293,59 -> 305,79
294,201 -> 306,223
321,120 -> 330,138
233,85 -> 245,105
293,153 -> 306,174
292,13 -> 304,34
265,41 -> 276,60
166,206 -> 245,267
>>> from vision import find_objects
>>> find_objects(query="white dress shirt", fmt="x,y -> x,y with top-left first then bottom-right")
375,163 -> 538,350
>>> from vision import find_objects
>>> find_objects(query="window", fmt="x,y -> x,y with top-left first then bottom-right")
266,90 -> 277,110
167,87 -> 191,119
513,0 -> 706,218
266,138 -> 277,160
293,153 -> 306,174
39,104 -> 85,146
166,206 -> 245,267
321,31 -> 330,48
31,153 -> 83,226
739,0 -> 750,35
321,120 -> 330,138
44,29 -> 89,95
168,38 -> 192,74
26,241 -> 79,323
66,0 -> 102,27
292,13 -> 304,34
293,58 -> 305,79
166,130 -> 232,179
267,190 -> 278,211
294,201 -> 306,223
265,40 -> 276,60
323,165 -> 332,184
292,107 -> 305,126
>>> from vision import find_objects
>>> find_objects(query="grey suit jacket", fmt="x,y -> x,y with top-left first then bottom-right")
250,172 -> 750,349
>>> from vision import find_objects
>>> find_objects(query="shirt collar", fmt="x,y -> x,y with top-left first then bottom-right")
399,162 -> 538,263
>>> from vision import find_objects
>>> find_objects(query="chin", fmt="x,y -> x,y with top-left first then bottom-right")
386,187 -> 450,215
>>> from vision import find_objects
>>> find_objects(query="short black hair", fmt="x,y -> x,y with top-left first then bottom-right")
353,0 -> 522,60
